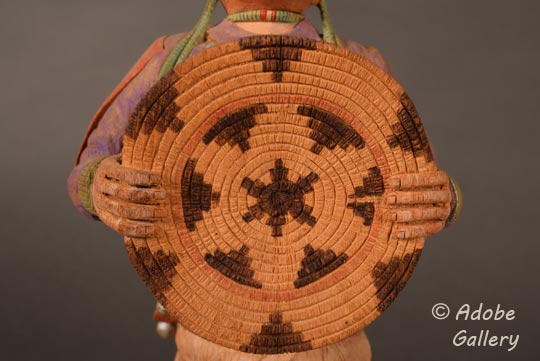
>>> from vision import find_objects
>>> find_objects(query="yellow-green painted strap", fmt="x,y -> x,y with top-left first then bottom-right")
158,0 -> 218,79
446,176 -> 463,226
78,156 -> 106,216
158,34 -> 192,80
318,0 -> 340,45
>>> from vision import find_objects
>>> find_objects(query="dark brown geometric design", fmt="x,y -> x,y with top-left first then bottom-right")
141,87 -> 180,135
241,159 -> 319,237
386,93 -> 434,162
204,245 -> 262,289
126,242 -> 180,299
125,71 -> 180,139
239,312 -> 312,354
240,36 -> 316,82
347,167 -> 385,226
297,105 -> 365,154
371,249 -> 422,313
239,35 -> 317,50
347,202 -> 375,226
294,244 -> 349,288
353,167 -> 385,197
203,104 -> 268,152
181,158 -> 220,231
155,101 -> 183,133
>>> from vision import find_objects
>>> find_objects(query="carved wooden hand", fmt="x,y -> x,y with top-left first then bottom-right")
385,171 -> 453,240
92,155 -> 165,237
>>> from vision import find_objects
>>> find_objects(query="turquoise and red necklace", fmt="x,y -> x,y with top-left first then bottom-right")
227,9 -> 305,25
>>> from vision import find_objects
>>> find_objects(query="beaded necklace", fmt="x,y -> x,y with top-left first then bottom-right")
227,9 -> 305,25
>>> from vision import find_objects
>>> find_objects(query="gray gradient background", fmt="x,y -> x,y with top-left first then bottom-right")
1,0 -> 539,360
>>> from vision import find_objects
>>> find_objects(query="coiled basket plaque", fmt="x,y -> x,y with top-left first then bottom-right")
122,35 -> 434,354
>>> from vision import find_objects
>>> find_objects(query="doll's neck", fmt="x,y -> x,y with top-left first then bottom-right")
232,22 -> 295,35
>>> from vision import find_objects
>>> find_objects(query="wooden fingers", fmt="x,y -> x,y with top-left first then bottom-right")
99,155 -> 162,187
387,207 -> 450,222
387,171 -> 449,190
96,207 -> 159,238
91,154 -> 165,238
385,171 -> 452,240
395,221 -> 446,240
93,192 -> 166,221
386,189 -> 450,205
94,178 -> 166,204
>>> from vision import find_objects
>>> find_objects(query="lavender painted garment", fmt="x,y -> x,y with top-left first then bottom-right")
67,18 -> 393,219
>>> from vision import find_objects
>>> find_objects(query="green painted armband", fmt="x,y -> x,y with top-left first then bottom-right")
446,176 -> 463,226
78,156 -> 106,216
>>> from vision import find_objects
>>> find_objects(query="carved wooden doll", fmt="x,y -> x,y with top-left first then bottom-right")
68,1 -> 461,360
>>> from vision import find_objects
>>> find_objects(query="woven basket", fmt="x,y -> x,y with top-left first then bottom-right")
122,35 -> 434,354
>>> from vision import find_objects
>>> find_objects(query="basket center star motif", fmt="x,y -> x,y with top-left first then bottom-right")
241,159 -> 319,237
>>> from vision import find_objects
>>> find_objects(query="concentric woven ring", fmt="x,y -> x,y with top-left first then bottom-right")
121,35 -> 435,354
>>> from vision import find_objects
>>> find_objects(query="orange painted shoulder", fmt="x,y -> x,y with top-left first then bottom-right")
75,36 -> 167,165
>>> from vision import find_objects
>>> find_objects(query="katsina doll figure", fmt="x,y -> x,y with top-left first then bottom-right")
67,0 -> 462,360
